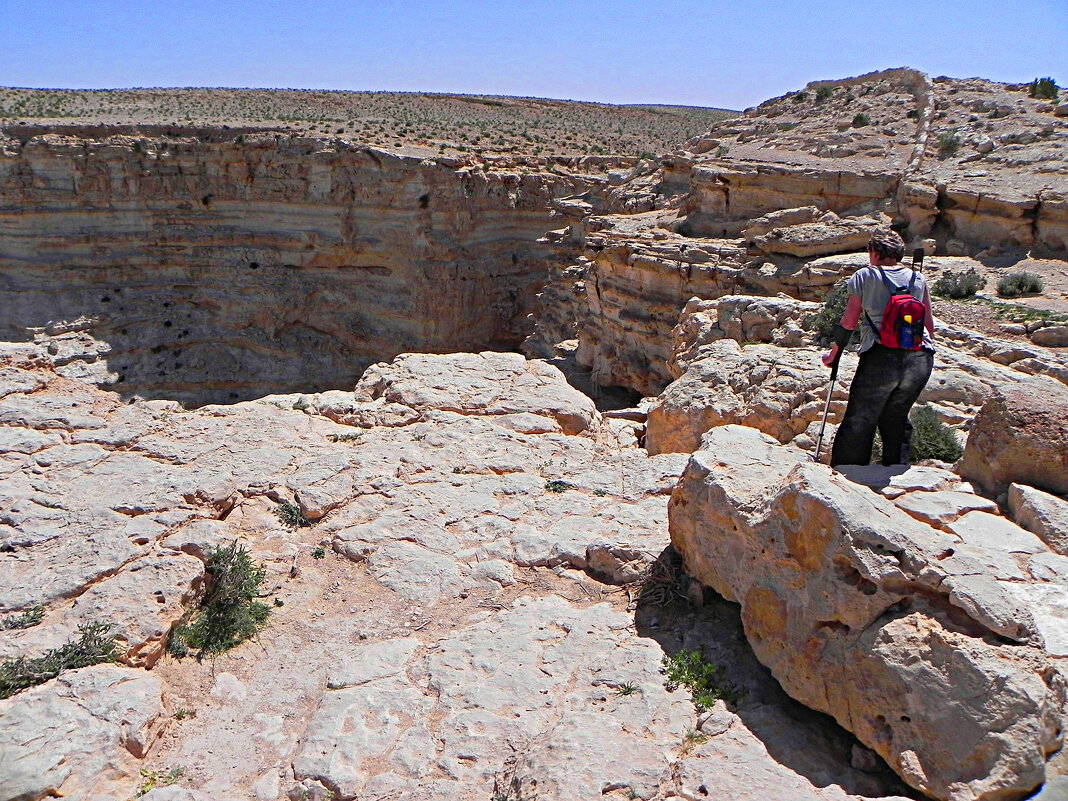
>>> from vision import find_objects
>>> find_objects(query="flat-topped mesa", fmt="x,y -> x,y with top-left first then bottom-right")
0,129 -> 597,405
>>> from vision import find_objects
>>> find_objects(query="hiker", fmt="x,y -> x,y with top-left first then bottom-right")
822,230 -> 935,467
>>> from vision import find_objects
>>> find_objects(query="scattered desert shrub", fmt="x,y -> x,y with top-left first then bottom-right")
815,86 -> 833,101
997,272 -> 1044,297
170,541 -> 271,658
932,268 -> 986,299
851,113 -> 871,127
807,280 -> 856,347
275,500 -> 310,528
0,606 -> 44,631
1028,77 -> 1059,101
937,130 -> 961,158
662,647 -> 743,710
0,622 -> 118,699
909,405 -> 963,463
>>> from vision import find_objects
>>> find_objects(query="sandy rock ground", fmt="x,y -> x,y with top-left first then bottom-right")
0,347 -> 915,801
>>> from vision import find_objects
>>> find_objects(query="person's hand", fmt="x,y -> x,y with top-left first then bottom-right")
821,344 -> 840,367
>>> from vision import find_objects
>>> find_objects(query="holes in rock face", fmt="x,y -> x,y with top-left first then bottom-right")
900,715 -> 911,723
418,193 -> 430,209
249,262 -> 260,270
833,557 -> 879,595
163,321 -> 172,328
817,619 -> 851,634
201,193 -> 213,207
101,295 -> 110,303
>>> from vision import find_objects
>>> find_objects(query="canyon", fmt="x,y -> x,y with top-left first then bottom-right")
1,68 -> 1067,801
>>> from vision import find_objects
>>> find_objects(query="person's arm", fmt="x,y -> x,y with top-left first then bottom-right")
821,294 -> 862,366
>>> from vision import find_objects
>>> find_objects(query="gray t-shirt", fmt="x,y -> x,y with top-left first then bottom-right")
847,265 -> 934,353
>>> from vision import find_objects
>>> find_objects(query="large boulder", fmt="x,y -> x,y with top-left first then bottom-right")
353,351 -> 600,435
959,382 -> 1068,497
647,340 -> 842,455
669,426 -> 1066,801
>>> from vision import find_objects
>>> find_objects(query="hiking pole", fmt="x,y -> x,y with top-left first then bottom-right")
814,354 -> 840,462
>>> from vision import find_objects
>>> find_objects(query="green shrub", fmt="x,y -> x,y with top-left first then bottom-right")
275,500 -> 309,528
997,272 -> 1044,297
0,622 -> 118,699
806,280 -> 857,347
851,113 -> 871,127
662,647 -> 743,710
815,86 -> 833,101
932,268 -> 986,299
170,541 -> 271,658
909,405 -> 963,463
0,606 -> 44,631
544,480 -> 572,493
792,92 -> 808,103
1028,77 -> 1059,101
937,130 -> 961,158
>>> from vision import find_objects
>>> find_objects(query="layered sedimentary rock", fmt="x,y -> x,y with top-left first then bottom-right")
670,425 -> 1067,801
0,130 -> 591,404
527,69 -> 1068,397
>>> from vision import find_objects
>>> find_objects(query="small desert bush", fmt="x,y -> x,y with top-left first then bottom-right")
851,113 -> 871,127
807,280 -> 857,347
661,647 -> 743,710
0,606 -> 44,631
170,541 -> 271,658
815,86 -> 833,101
932,268 -> 986,299
275,500 -> 310,528
937,130 -> 961,158
1028,77 -> 1059,101
909,405 -> 963,463
997,272 -> 1044,297
0,622 -> 118,699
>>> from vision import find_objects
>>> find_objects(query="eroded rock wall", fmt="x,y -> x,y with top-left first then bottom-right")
0,131 -> 589,404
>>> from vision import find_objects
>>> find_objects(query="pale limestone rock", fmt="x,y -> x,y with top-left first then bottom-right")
892,490 -> 999,528
647,340 -> 839,454
960,382 -> 1068,496
741,206 -> 822,240
752,217 -> 881,257
354,351 -> 599,434
0,665 -> 164,801
1032,326 -> 1068,348
1009,483 -> 1068,555
669,425 -> 1066,801
835,464 -> 968,498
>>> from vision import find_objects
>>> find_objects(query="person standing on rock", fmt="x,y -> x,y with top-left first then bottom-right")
822,230 -> 935,466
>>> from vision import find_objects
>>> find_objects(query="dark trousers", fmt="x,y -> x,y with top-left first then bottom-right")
830,345 -> 934,467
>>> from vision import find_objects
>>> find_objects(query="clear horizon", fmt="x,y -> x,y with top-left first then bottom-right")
2,0 -> 1065,109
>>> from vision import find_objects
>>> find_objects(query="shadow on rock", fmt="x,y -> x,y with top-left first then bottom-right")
634,546 -> 920,800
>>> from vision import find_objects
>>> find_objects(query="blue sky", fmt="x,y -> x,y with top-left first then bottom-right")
1,0 -> 1064,108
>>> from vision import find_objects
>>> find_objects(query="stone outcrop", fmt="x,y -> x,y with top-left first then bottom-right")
669,425 -> 1067,801
1009,483 -> 1068,556
0,665 -> 165,800
0,132 -> 591,404
959,382 -> 1068,497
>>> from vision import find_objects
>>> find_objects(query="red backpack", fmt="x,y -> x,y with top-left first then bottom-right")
865,267 -> 926,350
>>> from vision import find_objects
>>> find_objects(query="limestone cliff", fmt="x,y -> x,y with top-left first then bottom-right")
0,129 -> 592,404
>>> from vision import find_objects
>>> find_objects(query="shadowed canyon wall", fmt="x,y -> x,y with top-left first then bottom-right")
0,130 -> 591,404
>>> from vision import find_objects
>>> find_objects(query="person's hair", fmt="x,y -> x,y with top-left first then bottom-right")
868,229 -> 906,263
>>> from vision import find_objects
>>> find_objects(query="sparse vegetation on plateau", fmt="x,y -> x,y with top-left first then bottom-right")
0,605 -> 45,631
997,272 -> 1044,297
932,268 -> 986,299
276,500 -> 310,528
1028,77 -> 1059,101
170,541 -> 271,658
0,622 -> 118,699
938,130 -> 961,158
851,113 -> 871,127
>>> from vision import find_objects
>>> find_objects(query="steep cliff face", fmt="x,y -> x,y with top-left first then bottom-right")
0,130 -> 591,404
